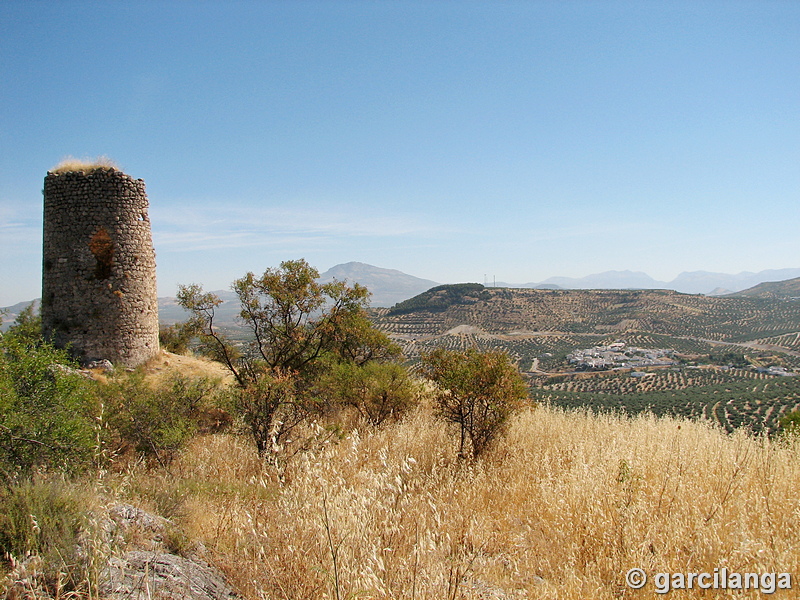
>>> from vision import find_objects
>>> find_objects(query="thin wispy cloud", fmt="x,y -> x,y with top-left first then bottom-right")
151,201 -> 453,251
0,203 -> 40,252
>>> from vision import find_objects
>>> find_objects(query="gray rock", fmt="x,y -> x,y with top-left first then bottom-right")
107,503 -> 169,547
101,551 -> 236,600
47,363 -> 82,377
85,358 -> 115,373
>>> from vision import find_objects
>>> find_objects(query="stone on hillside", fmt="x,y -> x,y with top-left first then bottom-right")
85,358 -> 115,373
101,551 -> 236,600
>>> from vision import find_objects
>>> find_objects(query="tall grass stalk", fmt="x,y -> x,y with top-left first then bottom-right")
109,405 -> 799,599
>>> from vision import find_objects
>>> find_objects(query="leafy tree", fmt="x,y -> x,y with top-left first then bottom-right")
177,259 -> 400,455
420,348 -> 529,460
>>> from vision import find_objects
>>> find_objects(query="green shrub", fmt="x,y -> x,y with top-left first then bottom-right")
232,369 -> 307,456
421,348 -> 530,460
0,329 -> 99,479
159,320 -> 202,355
778,410 -> 800,437
103,372 -> 219,466
2,302 -> 41,344
321,361 -> 420,426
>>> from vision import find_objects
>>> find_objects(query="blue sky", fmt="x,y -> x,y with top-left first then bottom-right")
1,0 -> 799,306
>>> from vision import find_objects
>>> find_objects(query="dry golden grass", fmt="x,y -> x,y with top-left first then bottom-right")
49,155 -> 119,174
143,350 -> 235,387
110,405 -> 800,599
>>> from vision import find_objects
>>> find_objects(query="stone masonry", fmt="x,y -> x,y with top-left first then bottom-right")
42,168 -> 159,367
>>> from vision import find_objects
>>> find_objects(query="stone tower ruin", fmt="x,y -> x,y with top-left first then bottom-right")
42,167 -> 159,367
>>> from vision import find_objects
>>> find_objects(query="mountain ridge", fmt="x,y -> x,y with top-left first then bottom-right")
729,276 -> 800,300
5,264 -> 800,329
318,262 -> 439,307
499,268 -> 800,295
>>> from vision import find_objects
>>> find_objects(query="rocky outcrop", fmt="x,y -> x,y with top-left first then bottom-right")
1,503 -> 237,600
102,551 -> 236,600
99,504 -> 236,600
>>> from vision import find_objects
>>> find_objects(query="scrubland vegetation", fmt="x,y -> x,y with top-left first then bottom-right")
3,268 -> 800,598
137,408 -> 800,599
4,399 -> 799,598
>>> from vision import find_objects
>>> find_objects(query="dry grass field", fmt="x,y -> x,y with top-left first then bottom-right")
109,403 -> 800,599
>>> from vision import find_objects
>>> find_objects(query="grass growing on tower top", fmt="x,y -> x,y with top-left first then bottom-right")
50,155 -> 119,174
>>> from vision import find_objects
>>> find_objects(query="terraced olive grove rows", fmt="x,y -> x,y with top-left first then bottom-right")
378,286 -> 800,342
374,286 -> 800,365
533,372 -> 800,436
372,285 -> 800,434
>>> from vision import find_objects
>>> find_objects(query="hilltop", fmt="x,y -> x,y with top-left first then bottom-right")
729,276 -> 800,300
379,284 -> 800,342
4,276 -> 800,599
375,284 -> 800,436
318,261 -> 439,307
374,284 -> 800,372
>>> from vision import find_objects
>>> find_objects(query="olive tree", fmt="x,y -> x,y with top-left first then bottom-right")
177,259 -> 399,454
420,347 -> 529,460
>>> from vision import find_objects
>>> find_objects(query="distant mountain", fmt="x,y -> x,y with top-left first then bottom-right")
536,270 -> 665,291
498,268 -> 800,295
668,269 -> 800,295
707,287 -> 734,296
318,262 -> 439,308
728,276 -> 800,300
0,299 -> 40,331
157,263 -> 438,326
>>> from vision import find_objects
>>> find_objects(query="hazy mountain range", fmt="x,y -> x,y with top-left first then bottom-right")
4,263 -> 800,329
499,267 -> 800,296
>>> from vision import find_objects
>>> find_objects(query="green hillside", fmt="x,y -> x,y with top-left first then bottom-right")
729,276 -> 800,299
376,285 -> 800,372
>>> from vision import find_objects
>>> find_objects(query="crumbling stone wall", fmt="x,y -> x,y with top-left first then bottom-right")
42,168 -> 159,367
